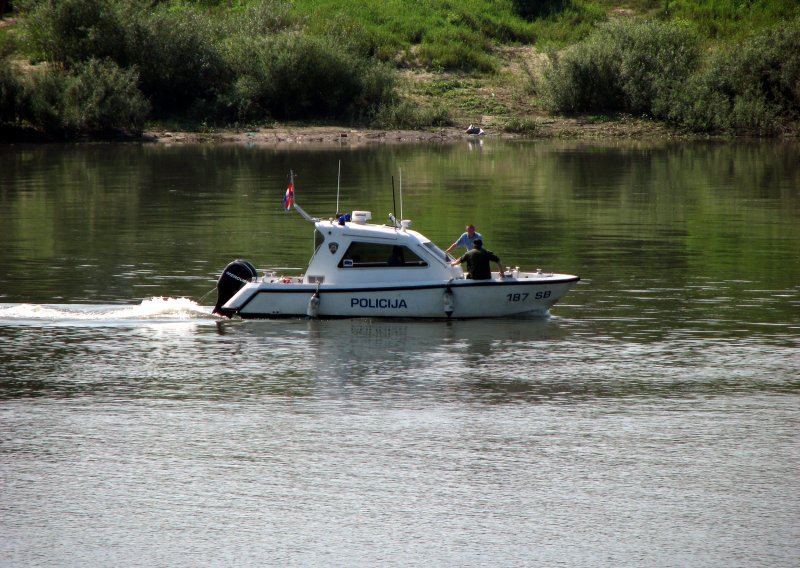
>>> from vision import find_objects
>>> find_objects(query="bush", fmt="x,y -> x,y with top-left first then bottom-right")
541,19 -> 699,116
20,0 -> 230,117
20,64 -> 64,131
0,57 -> 22,124
20,0 -> 127,65
20,58 -> 149,135
541,40 -> 624,113
222,31 -> 397,122
613,19 -> 700,117
61,58 -> 149,134
668,19 -> 800,133
541,15 -> 800,134
122,8 -> 230,118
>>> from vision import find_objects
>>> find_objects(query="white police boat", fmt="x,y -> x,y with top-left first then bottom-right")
213,180 -> 579,319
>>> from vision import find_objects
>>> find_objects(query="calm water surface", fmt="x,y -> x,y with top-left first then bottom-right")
1,140 -> 799,567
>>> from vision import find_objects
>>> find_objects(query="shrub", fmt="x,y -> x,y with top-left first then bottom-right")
20,58 -> 149,135
20,0 -> 231,118
222,31 -> 397,122
264,34 -> 358,119
0,57 -> 22,124
612,19 -> 700,117
541,19 -> 699,116
20,0 -> 127,65
61,58 -> 149,134
541,40 -> 624,112
122,8 -> 230,118
668,19 -> 800,133
20,64 -> 64,131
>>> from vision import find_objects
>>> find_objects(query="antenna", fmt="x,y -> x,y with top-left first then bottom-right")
336,160 -> 341,215
389,176 -> 400,229
399,167 -> 403,220
391,175 -> 397,220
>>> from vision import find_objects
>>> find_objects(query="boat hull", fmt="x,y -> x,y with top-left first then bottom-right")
220,274 -> 579,319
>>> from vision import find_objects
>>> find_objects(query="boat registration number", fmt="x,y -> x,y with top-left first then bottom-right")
507,291 -> 551,302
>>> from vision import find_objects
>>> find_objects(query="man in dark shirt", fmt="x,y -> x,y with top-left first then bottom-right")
450,239 -> 504,280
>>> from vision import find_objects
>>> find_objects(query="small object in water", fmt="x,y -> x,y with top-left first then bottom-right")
466,124 -> 485,135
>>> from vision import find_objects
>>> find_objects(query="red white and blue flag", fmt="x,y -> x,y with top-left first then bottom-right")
283,182 -> 294,211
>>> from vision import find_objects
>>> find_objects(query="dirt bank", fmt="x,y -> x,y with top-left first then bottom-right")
144,115 -> 687,147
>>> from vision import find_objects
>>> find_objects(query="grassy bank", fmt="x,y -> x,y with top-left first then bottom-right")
1,0 -> 799,140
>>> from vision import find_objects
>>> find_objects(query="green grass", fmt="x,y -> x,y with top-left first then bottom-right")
665,0 -> 800,40
3,0 -> 799,136
9,0 -> 800,70
291,0 -> 536,71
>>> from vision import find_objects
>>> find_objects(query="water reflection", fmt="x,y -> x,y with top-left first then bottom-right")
2,140 -> 799,305
2,140 -> 800,568
2,299 -> 798,406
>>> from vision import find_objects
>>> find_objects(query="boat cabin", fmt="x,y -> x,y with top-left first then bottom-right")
303,212 -> 462,285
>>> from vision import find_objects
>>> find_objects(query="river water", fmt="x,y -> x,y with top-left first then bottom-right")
1,140 -> 798,567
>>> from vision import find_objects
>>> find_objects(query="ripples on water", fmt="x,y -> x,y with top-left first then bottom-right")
1,280 -> 797,403
2,141 -> 799,567
2,290 -> 799,567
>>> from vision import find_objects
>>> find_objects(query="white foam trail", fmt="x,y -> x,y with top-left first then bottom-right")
106,297 -> 212,319
0,297 -> 214,322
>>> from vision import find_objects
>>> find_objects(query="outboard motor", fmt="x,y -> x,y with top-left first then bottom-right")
213,259 -> 258,316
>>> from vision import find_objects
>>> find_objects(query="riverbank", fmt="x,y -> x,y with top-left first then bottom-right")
144,115 -> 691,147
143,45 -> 693,146
1,116 -> 689,145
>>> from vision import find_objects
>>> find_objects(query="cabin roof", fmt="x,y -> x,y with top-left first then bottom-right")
315,219 -> 427,244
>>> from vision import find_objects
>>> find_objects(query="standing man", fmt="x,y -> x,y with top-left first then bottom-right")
450,239 -> 504,280
445,224 -> 482,255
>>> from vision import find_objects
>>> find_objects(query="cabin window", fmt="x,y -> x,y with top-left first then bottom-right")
338,242 -> 428,268
423,241 -> 451,262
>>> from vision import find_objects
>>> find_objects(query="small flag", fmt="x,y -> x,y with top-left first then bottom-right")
283,182 -> 294,211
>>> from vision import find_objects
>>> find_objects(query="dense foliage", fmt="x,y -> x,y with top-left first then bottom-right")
542,20 -> 700,114
3,0 -> 403,135
1,0 -> 799,137
670,21 -> 800,133
541,17 -> 800,134
0,56 -> 21,125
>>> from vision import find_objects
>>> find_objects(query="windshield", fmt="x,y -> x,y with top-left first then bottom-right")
423,241 -> 452,263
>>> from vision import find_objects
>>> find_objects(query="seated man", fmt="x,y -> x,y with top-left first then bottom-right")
450,239 -> 503,280
387,245 -> 405,266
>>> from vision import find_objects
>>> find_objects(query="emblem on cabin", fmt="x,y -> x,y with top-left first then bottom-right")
329,242 -> 339,254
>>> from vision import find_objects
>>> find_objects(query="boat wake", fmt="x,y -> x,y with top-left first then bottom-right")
0,297 -> 215,325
